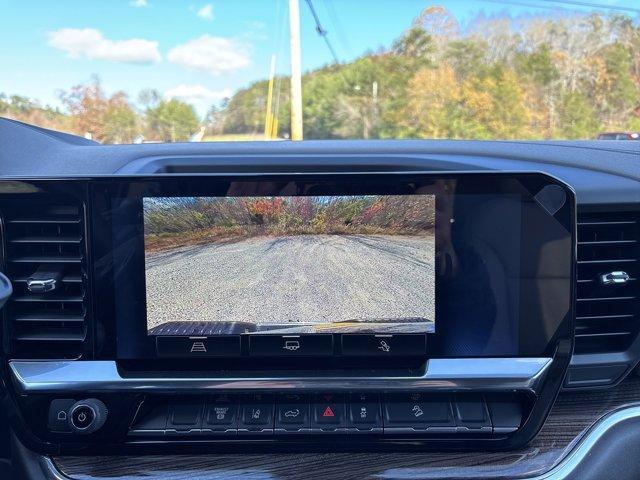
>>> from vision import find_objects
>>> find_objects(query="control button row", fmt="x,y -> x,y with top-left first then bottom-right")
156,334 -> 427,358
128,394 -> 521,437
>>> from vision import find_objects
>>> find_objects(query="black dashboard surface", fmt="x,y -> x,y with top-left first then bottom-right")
0,118 -> 638,207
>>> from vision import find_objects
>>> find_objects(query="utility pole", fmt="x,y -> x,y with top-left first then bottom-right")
289,0 -> 303,140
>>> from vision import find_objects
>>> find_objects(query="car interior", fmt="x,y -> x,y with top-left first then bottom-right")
1,1 -> 639,479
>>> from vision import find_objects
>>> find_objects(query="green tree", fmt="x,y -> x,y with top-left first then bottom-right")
558,92 -> 601,139
146,99 -> 200,142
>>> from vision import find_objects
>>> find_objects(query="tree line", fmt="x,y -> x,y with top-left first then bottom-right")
0,79 -> 200,143
215,8 -> 640,140
144,196 -> 435,252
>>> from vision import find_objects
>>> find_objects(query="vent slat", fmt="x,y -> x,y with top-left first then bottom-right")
12,274 -> 82,283
13,314 -> 86,323
576,314 -> 635,321
13,332 -> 85,342
577,259 -> 636,265
575,211 -> 639,355
9,255 -> 82,264
577,296 -> 636,302
578,220 -> 637,226
9,236 -> 81,244
575,332 -> 631,338
8,216 -> 80,224
578,240 -> 637,246
12,294 -> 84,303
1,200 -> 88,359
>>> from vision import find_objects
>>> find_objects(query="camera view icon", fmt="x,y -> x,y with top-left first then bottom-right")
190,341 -> 207,353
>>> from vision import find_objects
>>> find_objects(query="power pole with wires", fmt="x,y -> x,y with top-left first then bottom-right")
289,0 -> 303,141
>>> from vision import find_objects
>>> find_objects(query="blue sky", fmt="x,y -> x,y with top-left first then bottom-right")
1,0 -> 638,117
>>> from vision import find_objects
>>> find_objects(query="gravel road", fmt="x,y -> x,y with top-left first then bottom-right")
145,234 -> 435,333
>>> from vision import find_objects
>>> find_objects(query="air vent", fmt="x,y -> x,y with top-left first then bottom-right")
575,211 -> 639,355
2,200 -> 88,358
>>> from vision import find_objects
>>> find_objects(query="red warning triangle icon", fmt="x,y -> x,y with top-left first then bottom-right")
322,406 -> 335,417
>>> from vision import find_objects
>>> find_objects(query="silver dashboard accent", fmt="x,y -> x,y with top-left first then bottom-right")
533,404 -> 640,480
9,358 -> 551,394
599,271 -> 630,286
26,277 -> 58,293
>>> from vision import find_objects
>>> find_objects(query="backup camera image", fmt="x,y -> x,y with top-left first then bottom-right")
143,195 -> 435,335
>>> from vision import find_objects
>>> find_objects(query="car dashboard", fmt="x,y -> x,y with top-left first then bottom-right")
0,118 -> 639,480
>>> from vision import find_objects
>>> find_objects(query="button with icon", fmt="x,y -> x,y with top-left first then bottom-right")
347,393 -> 382,430
71,405 -> 95,430
156,336 -> 241,357
248,335 -> 333,356
276,394 -> 310,432
341,334 -> 427,356
48,399 -> 75,432
311,394 -> 346,431
238,394 -> 274,434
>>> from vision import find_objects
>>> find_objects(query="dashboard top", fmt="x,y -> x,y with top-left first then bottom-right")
0,118 -> 638,206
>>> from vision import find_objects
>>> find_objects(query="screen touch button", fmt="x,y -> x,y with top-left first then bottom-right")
248,335 -> 333,356
156,336 -> 241,357
341,334 -> 427,356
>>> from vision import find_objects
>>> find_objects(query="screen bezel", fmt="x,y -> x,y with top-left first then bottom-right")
88,172 -> 575,370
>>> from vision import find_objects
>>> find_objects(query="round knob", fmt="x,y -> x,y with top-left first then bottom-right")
68,399 -> 108,434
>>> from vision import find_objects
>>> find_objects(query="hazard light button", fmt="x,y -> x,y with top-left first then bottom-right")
311,394 -> 346,431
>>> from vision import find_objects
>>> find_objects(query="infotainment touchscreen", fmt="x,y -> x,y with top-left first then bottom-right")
94,173 -> 574,361
143,195 -> 436,336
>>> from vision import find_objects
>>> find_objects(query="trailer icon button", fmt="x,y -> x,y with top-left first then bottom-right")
283,339 -> 300,351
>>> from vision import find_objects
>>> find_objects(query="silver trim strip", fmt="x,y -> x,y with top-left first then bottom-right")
532,404 -> 640,480
9,358 -> 551,394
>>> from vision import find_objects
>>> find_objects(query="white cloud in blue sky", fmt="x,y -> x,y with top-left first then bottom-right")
164,84 -> 231,114
130,0 -> 148,7
197,4 -> 214,21
47,28 -> 161,64
167,35 -> 250,75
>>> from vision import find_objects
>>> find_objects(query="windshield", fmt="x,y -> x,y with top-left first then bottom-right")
1,1 -> 639,143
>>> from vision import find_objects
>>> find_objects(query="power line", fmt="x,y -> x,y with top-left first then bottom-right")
304,0 -> 340,63
484,0 -> 639,15
537,0 -> 640,14
323,0 -> 353,58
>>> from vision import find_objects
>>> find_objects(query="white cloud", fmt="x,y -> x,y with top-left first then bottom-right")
167,35 -> 250,75
197,4 -> 214,20
165,84 -> 232,117
164,84 -> 231,104
47,28 -> 161,64
130,0 -> 148,7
